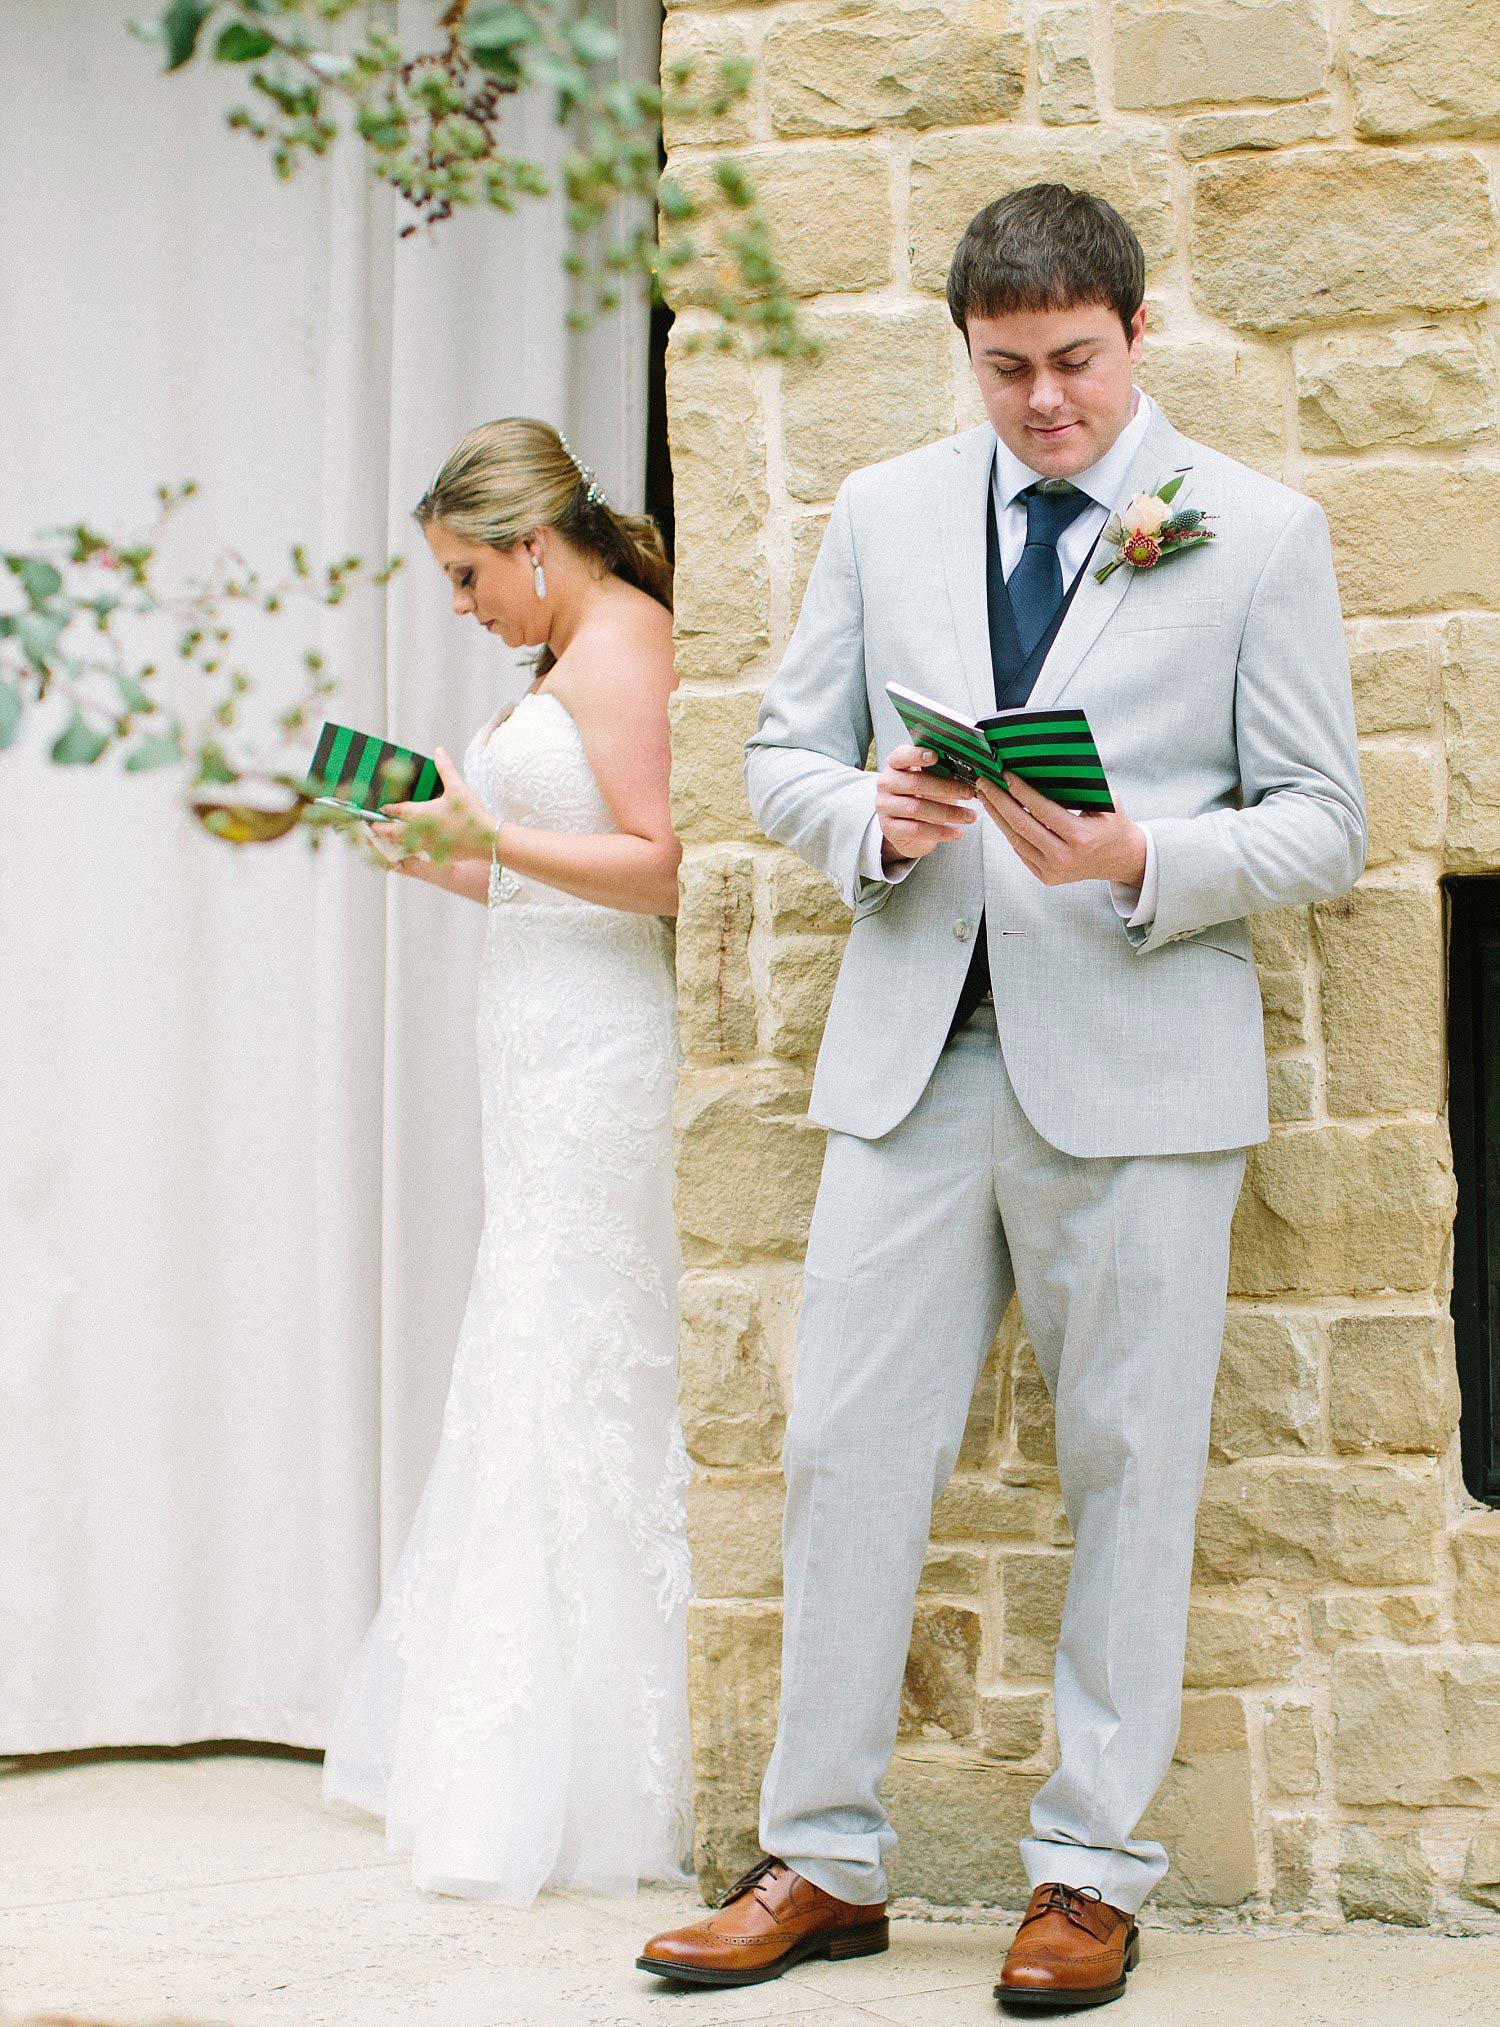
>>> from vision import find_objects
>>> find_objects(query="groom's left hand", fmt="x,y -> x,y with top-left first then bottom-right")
977,772 -> 1148,889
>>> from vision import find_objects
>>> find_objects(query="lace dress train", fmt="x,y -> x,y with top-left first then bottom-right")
322,691 -> 693,1903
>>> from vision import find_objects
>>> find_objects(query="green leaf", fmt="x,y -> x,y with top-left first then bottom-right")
434,112 -> 488,160
356,104 -> 408,152
1158,471 -> 1188,506
196,741 -> 237,784
5,554 -> 63,604
656,177 -> 695,224
160,0 -> 213,71
16,610 -> 64,670
531,50 -> 588,101
463,6 -> 538,52
0,680 -> 20,750
604,80 -> 647,127
214,22 -> 273,61
114,670 -> 156,715
713,159 -> 755,209
716,54 -> 755,98
566,16 -> 619,64
124,728 -> 185,771
51,711 -> 110,765
1154,533 -> 1214,567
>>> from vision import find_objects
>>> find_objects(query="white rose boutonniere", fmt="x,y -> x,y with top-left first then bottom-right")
1096,470 -> 1216,584
1120,492 -> 1171,538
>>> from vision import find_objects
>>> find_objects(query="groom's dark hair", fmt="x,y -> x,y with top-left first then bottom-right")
946,183 -> 1145,344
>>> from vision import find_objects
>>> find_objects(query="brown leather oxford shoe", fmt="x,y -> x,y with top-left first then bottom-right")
995,1882 -> 1140,2010
636,1856 -> 889,1988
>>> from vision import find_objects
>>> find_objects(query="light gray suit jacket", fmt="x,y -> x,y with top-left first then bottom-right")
743,405 -> 1366,1157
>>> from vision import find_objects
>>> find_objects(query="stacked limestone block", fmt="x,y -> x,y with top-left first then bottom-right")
662,0 -> 1500,1928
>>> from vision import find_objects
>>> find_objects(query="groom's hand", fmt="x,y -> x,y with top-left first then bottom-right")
875,745 -> 978,862
978,771 -> 1147,889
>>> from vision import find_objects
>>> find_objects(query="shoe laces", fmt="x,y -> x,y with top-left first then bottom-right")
713,1855 -> 784,1911
1019,1882 -> 1109,1939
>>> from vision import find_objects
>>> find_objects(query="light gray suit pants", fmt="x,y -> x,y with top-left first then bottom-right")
758,1007 -> 1246,1914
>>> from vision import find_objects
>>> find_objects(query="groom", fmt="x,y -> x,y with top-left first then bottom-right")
639,185 -> 1364,2007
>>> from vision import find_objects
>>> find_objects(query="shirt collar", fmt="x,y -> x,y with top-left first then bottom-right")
991,390 -> 1153,516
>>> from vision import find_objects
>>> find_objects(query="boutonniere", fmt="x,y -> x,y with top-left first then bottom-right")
1095,470 -> 1216,583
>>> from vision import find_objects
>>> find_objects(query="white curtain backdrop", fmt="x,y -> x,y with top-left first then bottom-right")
0,0 -> 659,1752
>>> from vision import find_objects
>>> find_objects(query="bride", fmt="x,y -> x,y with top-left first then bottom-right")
321,418 -> 692,1903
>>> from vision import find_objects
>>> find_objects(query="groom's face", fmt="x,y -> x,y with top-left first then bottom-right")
965,299 -> 1147,479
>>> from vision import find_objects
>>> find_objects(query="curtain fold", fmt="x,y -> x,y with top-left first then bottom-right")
0,0 -> 659,1752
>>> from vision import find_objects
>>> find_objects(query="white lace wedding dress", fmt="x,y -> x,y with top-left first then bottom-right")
322,688 -> 693,1903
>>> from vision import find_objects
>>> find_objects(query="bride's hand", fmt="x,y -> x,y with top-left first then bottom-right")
374,748 -> 494,862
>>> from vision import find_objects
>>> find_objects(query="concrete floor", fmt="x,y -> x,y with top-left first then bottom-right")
1,1747 -> 1497,2026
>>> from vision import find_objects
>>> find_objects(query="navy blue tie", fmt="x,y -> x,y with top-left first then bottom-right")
1006,482 -> 1091,662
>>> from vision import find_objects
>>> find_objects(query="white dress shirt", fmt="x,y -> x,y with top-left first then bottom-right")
859,391 -> 1159,928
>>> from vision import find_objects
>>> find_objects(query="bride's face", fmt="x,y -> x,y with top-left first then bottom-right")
424,520 -> 546,650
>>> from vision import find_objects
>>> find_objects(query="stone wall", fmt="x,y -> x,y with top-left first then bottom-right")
661,0 -> 1500,1927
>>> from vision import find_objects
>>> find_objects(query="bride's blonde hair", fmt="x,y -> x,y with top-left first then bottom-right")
414,417 -> 673,616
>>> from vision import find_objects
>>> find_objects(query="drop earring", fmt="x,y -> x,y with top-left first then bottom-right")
532,553 -> 547,600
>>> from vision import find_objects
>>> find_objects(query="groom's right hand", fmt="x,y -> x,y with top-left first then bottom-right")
876,745 -> 978,863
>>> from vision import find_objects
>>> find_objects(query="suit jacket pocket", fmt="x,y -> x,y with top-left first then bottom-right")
1179,927 -> 1250,961
852,882 -> 895,921
1116,598 -> 1224,634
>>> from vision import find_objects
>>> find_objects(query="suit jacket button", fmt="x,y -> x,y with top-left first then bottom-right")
953,919 -> 972,941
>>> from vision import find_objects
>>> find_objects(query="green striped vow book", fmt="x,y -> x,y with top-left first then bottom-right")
886,682 -> 1114,813
309,720 -> 441,818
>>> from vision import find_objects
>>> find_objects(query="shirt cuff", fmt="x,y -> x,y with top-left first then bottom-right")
858,811 -> 918,888
1111,824 -> 1158,930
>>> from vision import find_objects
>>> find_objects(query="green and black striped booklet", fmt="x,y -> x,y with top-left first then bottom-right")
308,720 -> 443,819
886,682 -> 1114,813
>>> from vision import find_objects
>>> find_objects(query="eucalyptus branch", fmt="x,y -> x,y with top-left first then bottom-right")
0,485 -> 401,840
129,0 -> 813,357
4,8 -> 817,813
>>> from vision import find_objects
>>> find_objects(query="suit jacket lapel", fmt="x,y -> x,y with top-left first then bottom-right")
1025,406 -> 1195,713
939,426 -> 1002,723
